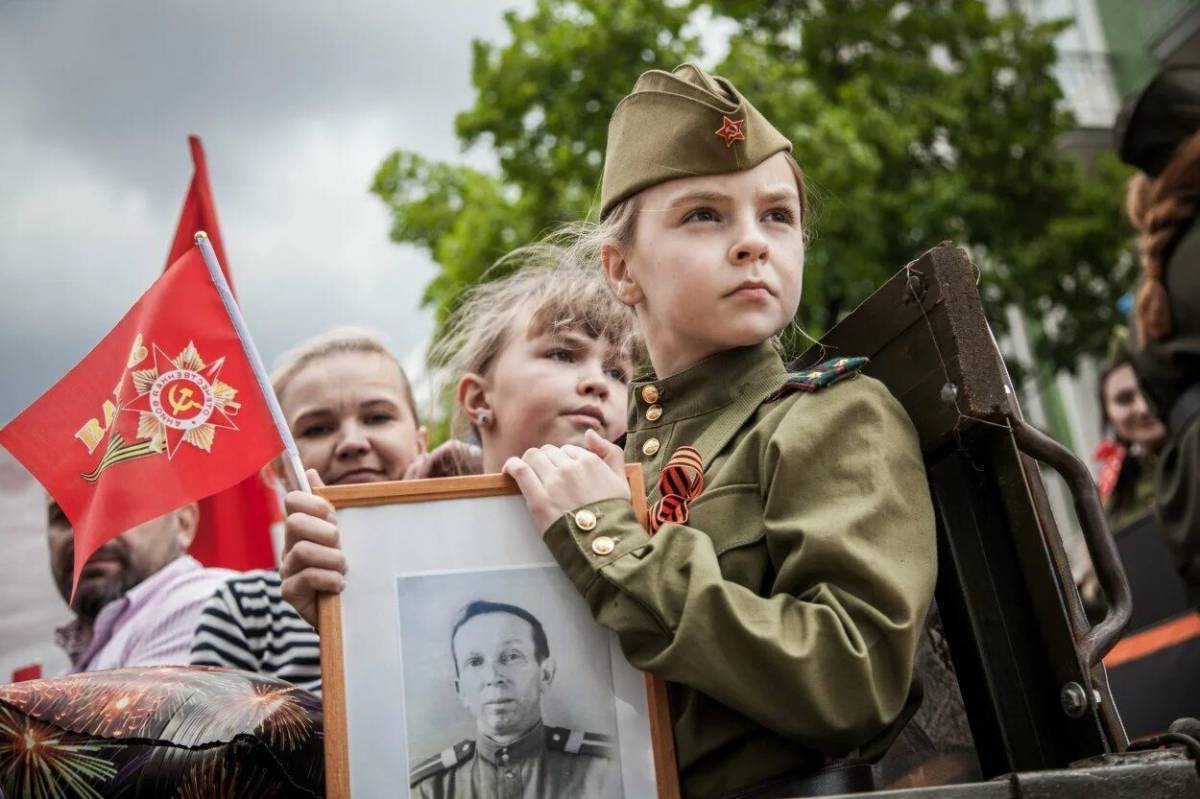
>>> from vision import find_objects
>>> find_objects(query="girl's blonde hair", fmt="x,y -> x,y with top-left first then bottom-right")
430,243 -> 643,436
271,327 -> 420,424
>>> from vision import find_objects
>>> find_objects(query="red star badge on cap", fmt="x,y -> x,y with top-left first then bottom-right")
714,116 -> 746,148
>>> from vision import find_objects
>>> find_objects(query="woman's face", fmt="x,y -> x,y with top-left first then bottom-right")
281,351 -> 428,486
463,309 -> 631,472
606,152 -> 805,377
1103,364 -> 1167,451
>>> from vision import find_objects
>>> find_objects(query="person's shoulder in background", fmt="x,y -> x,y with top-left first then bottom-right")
115,555 -> 235,668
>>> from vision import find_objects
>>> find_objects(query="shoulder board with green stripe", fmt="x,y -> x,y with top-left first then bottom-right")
409,740 -> 474,787
767,356 -> 869,401
545,726 -> 613,758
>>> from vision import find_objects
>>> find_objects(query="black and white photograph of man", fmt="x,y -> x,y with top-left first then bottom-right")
397,566 -> 624,799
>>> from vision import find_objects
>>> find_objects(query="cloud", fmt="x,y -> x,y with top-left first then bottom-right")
0,0 -> 530,422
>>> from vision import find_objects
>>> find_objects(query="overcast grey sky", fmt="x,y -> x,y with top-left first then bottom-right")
0,0 -> 535,424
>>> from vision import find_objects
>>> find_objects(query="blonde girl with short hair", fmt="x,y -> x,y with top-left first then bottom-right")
279,248 -> 641,626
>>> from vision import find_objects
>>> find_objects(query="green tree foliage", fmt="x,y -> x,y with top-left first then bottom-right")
372,0 -> 1133,371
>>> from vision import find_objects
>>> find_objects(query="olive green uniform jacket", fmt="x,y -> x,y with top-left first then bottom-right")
543,343 -> 937,799
1133,214 -> 1200,602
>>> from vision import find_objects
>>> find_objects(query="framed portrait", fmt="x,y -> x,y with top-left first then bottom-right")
317,466 -> 680,799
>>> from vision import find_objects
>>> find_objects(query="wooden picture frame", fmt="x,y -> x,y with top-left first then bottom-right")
317,465 -> 680,798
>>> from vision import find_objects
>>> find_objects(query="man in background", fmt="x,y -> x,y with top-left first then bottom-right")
46,497 -> 232,672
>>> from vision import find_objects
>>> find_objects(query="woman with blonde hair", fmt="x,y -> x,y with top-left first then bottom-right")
192,327 -> 472,692
1117,65 -> 1200,604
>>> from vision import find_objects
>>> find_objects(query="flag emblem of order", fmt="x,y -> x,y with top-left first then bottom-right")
78,338 -> 244,483
127,341 -> 240,456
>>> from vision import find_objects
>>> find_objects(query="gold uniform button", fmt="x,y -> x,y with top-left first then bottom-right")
646,404 -> 663,421
642,438 -> 661,457
574,509 -> 597,531
592,536 -> 616,556
641,385 -> 659,404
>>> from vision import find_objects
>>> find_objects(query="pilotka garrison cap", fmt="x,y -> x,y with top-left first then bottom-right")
599,63 -> 792,219
1114,65 -> 1200,177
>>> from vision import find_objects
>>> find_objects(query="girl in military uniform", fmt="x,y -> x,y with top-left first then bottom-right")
503,63 -> 937,799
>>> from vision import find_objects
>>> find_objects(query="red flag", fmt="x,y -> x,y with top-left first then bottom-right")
167,136 -> 278,570
168,136 -> 232,288
0,248 -> 285,597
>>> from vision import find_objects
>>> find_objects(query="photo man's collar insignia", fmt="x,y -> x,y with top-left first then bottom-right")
546,726 -> 614,758
409,740 -> 475,787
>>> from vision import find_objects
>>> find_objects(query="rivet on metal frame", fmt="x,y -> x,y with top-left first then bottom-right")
1060,682 -> 1089,718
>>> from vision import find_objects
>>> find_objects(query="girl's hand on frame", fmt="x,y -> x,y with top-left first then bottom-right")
280,469 -> 347,629
503,429 -> 630,534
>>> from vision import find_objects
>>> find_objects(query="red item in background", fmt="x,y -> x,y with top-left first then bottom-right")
166,135 -> 279,570
1092,438 -> 1128,503
11,663 -> 41,682
0,249 -> 284,597
189,466 -> 281,569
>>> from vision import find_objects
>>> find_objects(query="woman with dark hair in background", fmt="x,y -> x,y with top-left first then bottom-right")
1094,345 -> 1168,532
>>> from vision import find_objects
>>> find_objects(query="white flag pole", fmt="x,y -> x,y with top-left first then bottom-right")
193,231 -> 312,494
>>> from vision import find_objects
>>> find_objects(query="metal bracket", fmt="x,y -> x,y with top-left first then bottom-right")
1010,418 -> 1133,665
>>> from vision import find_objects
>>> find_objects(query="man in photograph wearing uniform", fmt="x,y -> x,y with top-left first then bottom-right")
409,600 -> 617,798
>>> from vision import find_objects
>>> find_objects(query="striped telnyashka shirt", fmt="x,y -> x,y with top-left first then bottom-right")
189,570 -> 322,696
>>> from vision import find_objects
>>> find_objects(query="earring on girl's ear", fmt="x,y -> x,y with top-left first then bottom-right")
477,411 -> 492,428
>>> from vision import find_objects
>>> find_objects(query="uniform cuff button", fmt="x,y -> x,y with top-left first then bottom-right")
591,536 -> 615,555
574,509 -> 597,531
